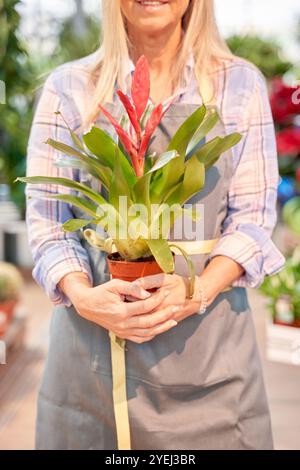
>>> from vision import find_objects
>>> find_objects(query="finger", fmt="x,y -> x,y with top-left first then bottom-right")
133,273 -> 168,291
126,288 -> 169,316
128,318 -> 178,338
125,305 -> 179,329
126,335 -> 155,344
111,279 -> 151,300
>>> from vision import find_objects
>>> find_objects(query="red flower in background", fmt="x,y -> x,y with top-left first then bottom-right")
270,78 -> 300,124
276,128 -> 300,156
98,56 -> 174,177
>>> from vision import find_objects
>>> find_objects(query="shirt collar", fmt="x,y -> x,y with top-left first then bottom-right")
127,51 -> 195,83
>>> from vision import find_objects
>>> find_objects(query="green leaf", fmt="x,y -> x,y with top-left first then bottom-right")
83,127 -> 136,185
54,111 -> 85,151
62,218 -> 97,232
132,172 -> 151,210
46,138 -> 86,160
16,176 -> 106,206
169,243 -> 196,298
150,158 -> 185,204
194,133 -> 242,169
166,156 -> 206,206
186,109 -> 219,156
83,229 -> 115,254
109,148 -> 132,210
42,194 -> 98,218
167,104 -> 207,155
150,106 -> 207,204
146,150 -> 179,174
146,238 -> 175,273
47,138 -> 112,189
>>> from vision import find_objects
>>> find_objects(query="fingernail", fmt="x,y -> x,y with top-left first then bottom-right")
169,320 -> 178,326
143,290 -> 151,298
172,306 -> 180,313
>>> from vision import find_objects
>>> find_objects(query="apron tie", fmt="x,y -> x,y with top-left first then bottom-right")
109,237 -> 226,450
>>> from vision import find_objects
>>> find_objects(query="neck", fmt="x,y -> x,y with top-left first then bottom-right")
128,23 -> 183,75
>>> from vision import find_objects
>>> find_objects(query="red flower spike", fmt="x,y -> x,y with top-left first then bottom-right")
98,103 -> 140,174
98,56 -> 175,177
117,90 -> 141,141
98,104 -> 138,152
138,104 -> 164,160
131,55 -> 150,121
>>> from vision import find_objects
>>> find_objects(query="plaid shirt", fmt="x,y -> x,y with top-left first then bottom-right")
26,52 -> 285,305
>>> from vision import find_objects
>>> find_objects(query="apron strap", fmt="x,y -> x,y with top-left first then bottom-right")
109,331 -> 131,450
109,238 -> 219,256
170,238 -> 218,255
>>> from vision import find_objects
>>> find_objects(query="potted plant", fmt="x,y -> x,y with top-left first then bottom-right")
16,55 -> 243,450
0,261 -> 23,337
17,56 -> 241,295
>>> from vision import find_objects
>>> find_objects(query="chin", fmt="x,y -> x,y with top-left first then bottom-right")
134,17 -> 173,34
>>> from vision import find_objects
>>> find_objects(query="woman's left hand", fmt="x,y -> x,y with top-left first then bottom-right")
132,273 -> 201,325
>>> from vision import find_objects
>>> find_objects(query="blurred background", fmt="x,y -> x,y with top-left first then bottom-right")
0,0 -> 300,450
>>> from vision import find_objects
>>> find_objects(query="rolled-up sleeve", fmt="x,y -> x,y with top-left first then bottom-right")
26,70 -> 93,306
210,68 -> 285,287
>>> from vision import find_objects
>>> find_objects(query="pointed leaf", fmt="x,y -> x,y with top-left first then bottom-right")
62,218 -> 97,232
83,127 -> 137,185
186,110 -> 219,157
46,138 -> 86,160
167,104 -> 206,155
54,155 -> 112,189
146,238 -> 175,274
138,104 -> 164,159
41,194 -> 98,218
132,172 -> 151,210
166,156 -> 206,206
117,90 -> 141,137
131,55 -> 150,121
98,104 -> 138,165
146,150 -> 179,174
54,111 -> 85,151
194,133 -> 242,169
16,176 -> 106,206
168,243 -> 196,297
109,148 -> 132,211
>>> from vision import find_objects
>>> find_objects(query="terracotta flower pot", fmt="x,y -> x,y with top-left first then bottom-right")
0,300 -> 18,323
0,300 -> 17,337
274,319 -> 300,328
107,253 -> 164,283
0,312 -> 8,337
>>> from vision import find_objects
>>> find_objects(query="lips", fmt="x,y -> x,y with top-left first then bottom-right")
136,1 -> 169,5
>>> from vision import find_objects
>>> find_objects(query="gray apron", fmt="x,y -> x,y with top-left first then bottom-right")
35,101 -> 273,450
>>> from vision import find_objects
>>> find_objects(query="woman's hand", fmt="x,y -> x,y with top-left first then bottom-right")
134,273 -> 201,324
135,255 -> 245,328
59,272 -> 178,343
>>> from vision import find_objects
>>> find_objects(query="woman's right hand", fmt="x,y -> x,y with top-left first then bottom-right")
59,272 -> 178,343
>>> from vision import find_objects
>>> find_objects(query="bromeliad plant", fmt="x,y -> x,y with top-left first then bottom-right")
17,56 -> 241,293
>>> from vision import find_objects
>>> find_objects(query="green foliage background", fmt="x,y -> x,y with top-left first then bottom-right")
226,34 -> 293,79
0,0 -> 34,210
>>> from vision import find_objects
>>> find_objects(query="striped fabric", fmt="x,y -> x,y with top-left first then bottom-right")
26,51 -> 285,305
